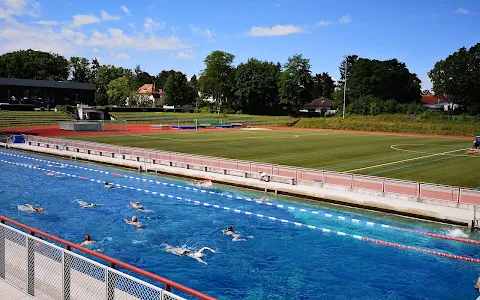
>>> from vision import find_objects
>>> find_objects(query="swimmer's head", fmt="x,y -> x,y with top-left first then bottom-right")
132,216 -> 137,222
227,226 -> 233,231
38,208 -> 45,212
84,234 -> 91,241
104,182 -> 108,185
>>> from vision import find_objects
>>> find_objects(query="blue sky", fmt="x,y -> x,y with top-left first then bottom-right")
0,0 -> 479,89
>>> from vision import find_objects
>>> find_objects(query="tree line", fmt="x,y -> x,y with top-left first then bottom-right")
0,44 -> 478,115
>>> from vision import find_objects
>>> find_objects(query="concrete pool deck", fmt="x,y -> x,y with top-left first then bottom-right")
2,142 -> 477,227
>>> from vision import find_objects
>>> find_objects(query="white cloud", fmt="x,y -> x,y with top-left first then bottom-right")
34,20 -> 59,26
0,19 -> 86,55
190,25 -> 215,41
170,25 -> 180,34
247,25 -> 304,37
120,5 -> 131,16
338,15 -> 351,24
71,14 -> 101,27
101,10 -> 120,21
144,17 -> 165,33
128,22 -> 135,28
115,52 -> 130,60
316,20 -> 331,26
70,11 -> 120,27
171,49 -> 194,60
0,0 -> 40,19
456,7 -> 470,15
0,18 -> 188,55
82,28 -> 188,51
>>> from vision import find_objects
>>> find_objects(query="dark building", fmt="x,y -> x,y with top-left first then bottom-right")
0,77 -> 96,108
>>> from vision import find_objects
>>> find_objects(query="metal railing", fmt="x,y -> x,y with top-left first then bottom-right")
21,135 -> 480,206
0,216 -> 216,300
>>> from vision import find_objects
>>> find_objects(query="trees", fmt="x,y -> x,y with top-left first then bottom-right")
347,58 -> 421,103
106,76 -> 132,106
164,71 -> 194,106
0,49 -> 69,80
429,43 -> 480,114
69,57 -> 92,83
279,54 -> 313,112
312,72 -> 335,99
132,65 -> 154,90
94,65 -> 131,106
338,55 -> 358,86
234,58 -> 280,115
199,50 -> 236,113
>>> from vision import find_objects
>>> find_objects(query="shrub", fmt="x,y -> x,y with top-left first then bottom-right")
199,107 -> 211,114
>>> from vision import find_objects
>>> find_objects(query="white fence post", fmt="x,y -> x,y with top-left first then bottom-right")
457,188 -> 461,203
0,223 -> 4,279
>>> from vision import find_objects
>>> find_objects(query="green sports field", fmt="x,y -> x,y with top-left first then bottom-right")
68,129 -> 479,188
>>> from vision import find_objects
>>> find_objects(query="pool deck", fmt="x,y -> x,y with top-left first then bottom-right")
0,279 -> 32,300
2,142 -> 476,227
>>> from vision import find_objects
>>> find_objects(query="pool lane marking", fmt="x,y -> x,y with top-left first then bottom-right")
3,152 -> 480,247
346,148 -> 468,173
5,159 -> 480,262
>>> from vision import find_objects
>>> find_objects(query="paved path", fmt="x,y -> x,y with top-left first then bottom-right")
0,280 -> 32,300
3,142 -> 476,227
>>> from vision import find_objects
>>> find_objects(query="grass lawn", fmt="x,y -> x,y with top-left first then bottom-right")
110,112 -> 294,126
67,129 -> 479,188
0,111 -> 71,128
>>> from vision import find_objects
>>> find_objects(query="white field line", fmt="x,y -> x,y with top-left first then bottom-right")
131,133 -> 327,143
346,148 -> 469,173
391,144 -> 479,158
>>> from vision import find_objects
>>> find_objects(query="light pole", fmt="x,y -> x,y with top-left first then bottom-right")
342,55 -> 347,119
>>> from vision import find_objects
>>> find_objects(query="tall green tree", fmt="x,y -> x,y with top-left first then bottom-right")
106,76 -> 133,106
279,54 -> 313,112
312,72 -> 335,99
429,43 -> 480,114
164,71 -> 194,106
199,50 -> 236,113
234,58 -> 279,115
338,54 -> 358,85
94,65 -> 131,106
69,56 -> 91,83
155,70 -> 176,89
0,49 -> 69,80
347,58 -> 421,103
132,65 -> 154,90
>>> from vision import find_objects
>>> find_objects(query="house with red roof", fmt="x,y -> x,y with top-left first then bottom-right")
420,94 -> 458,111
132,83 -> 165,107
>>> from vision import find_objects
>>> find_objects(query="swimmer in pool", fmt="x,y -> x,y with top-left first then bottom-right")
124,216 -> 143,228
78,200 -> 103,208
222,226 -> 253,242
24,204 -> 44,212
164,244 -> 215,265
80,234 -> 95,246
195,179 -> 212,187
253,196 -> 269,202
104,182 -> 113,189
130,202 -> 144,210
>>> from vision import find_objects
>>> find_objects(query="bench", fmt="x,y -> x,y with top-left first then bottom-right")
150,124 -> 172,130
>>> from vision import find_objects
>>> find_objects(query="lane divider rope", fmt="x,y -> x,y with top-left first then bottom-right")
3,157 -> 480,264
2,151 -> 480,246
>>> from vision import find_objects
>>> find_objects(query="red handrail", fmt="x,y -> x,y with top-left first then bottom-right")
0,215 -> 216,300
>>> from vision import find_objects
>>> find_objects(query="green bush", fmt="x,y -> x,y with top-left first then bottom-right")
199,107 -> 211,114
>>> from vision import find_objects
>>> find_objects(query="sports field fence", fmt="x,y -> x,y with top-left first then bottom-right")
20,135 -> 480,206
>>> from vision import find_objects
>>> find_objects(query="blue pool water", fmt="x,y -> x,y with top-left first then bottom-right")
1,149 -> 480,299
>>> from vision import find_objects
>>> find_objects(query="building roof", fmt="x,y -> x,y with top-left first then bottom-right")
0,77 -> 96,90
303,97 -> 334,109
137,84 -> 165,95
421,94 -> 450,105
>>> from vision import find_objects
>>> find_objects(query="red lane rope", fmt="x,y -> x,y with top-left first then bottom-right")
390,226 -> 480,245
363,237 -> 480,263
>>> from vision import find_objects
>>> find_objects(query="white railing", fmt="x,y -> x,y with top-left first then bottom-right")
0,221 -> 189,300
21,135 -> 480,205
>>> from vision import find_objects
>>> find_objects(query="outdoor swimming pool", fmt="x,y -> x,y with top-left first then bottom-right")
1,149 -> 479,300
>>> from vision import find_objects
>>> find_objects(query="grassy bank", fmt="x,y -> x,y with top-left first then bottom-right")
294,115 -> 480,136
111,112 -> 294,127
0,111 -> 72,129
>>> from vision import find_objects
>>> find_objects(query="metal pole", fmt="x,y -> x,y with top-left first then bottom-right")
343,56 -> 347,119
